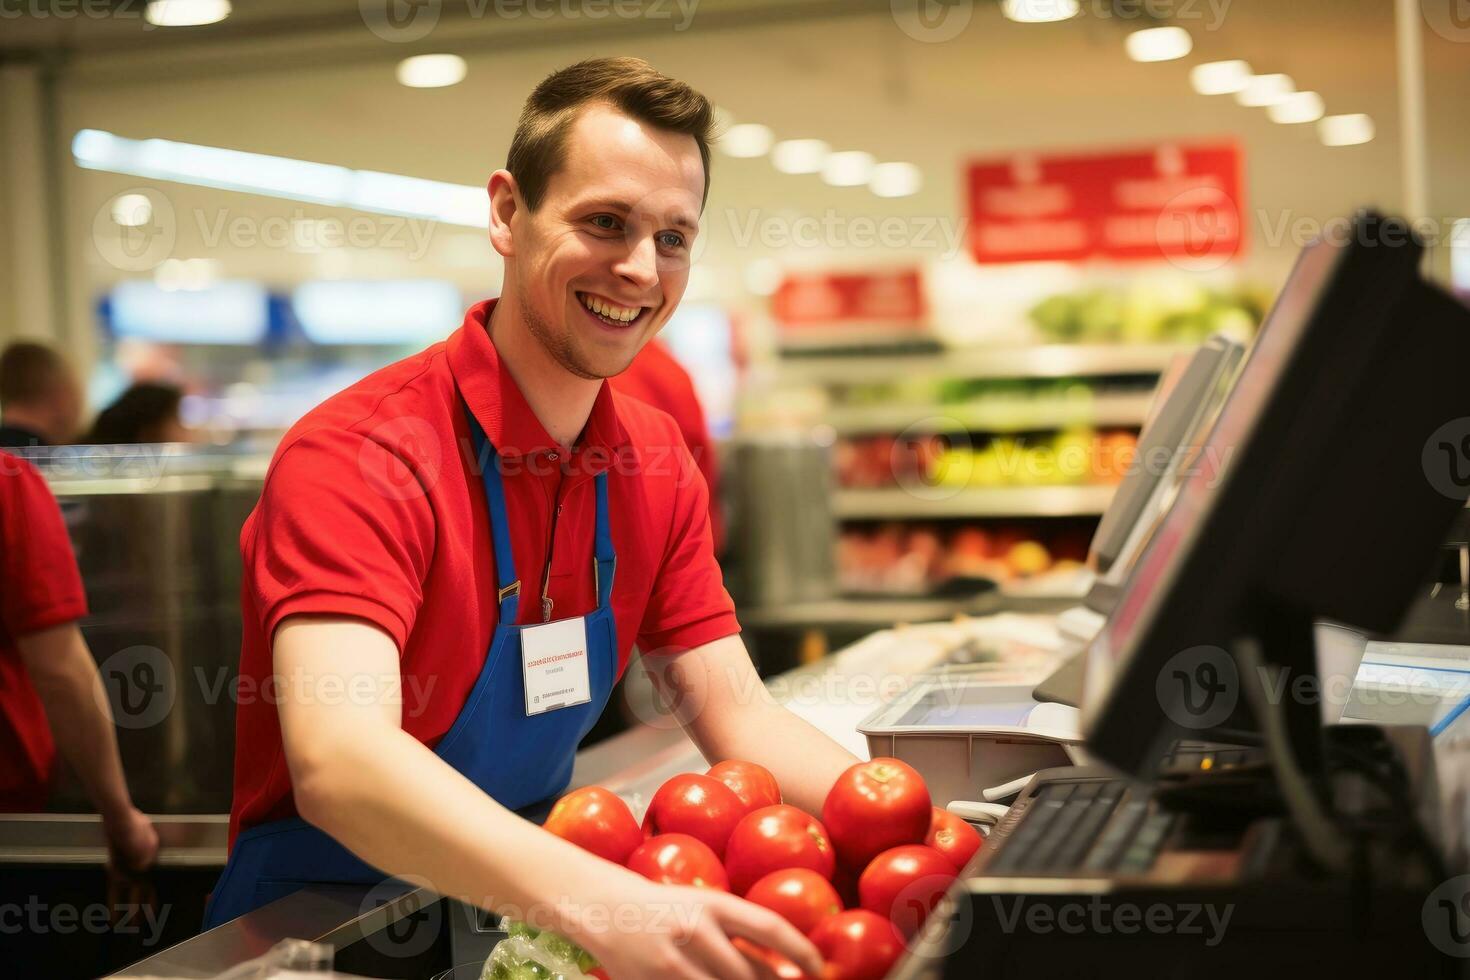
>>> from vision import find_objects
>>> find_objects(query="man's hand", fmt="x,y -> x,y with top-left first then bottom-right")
105,805 -> 159,874
567,867 -> 822,980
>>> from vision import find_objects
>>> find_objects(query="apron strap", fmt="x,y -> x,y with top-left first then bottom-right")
463,405 -> 521,623
593,470 -> 616,610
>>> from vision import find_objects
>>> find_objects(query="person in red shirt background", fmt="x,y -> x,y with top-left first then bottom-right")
612,339 -> 725,555
0,451 -> 158,876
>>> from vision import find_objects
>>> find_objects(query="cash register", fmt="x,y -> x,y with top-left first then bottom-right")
903,211 -> 1470,979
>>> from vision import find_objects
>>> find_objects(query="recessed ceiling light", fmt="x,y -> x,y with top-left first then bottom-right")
144,0 -> 231,27
870,162 -> 923,198
111,193 -> 153,227
1001,0 -> 1080,23
1190,60 -> 1252,95
1319,114 -> 1374,146
1268,91 -> 1325,124
1235,73 -> 1295,107
396,54 -> 467,89
822,151 -> 875,187
1126,26 -> 1192,63
721,123 -> 774,158
772,139 -> 829,175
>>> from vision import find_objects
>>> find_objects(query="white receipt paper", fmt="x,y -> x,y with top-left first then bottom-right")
520,616 -> 592,716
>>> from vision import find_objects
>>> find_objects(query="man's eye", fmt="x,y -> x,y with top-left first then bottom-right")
590,215 -> 620,231
657,231 -> 686,250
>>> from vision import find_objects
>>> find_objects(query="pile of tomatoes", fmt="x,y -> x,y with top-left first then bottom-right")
543,757 -> 982,980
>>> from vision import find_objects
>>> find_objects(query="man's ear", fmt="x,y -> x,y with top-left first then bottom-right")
487,170 -> 519,258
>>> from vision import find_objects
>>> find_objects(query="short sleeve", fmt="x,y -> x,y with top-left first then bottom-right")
0,457 -> 88,637
247,428 -> 436,652
637,442 -> 739,653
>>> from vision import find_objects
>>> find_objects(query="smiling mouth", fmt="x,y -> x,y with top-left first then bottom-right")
577,291 -> 651,329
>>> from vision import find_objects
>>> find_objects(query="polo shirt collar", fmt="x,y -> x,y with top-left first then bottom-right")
449,299 -> 630,463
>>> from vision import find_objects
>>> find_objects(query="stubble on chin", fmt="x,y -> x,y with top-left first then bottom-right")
521,286 -> 604,381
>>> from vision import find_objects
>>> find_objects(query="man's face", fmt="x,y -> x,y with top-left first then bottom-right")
509,104 -> 704,380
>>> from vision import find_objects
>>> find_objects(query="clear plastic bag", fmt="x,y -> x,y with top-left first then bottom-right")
482,920 -> 602,980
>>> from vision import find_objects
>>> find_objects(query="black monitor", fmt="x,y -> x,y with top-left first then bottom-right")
1081,212 -> 1470,778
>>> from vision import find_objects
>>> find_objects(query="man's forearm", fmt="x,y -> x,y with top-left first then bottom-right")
691,700 -> 860,816
20,624 -> 134,820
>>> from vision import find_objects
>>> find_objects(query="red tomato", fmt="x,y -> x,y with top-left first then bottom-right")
642,773 -> 746,859
821,758 -> 932,871
732,936 -> 811,979
925,807 -> 982,871
746,868 -> 843,935
724,804 -> 837,895
807,910 -> 905,980
858,845 -> 956,937
625,833 -> 730,891
708,759 -> 782,814
542,786 -> 643,866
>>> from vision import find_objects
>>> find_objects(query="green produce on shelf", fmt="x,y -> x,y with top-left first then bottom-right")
1029,282 -> 1260,344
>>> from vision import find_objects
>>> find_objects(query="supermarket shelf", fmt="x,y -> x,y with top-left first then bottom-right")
826,391 -> 1155,434
776,343 -> 1193,385
833,484 -> 1117,519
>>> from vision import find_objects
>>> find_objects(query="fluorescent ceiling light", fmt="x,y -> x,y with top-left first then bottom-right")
869,162 -> 922,198
721,123 -> 774,158
771,139 -> 829,174
1190,60 -> 1252,95
822,150 -> 875,187
1002,0 -> 1079,23
145,0 -> 231,27
1126,26 -> 1192,62
396,54 -> 467,89
1236,73 -> 1295,107
1267,91 -> 1325,124
1319,113 -> 1374,146
71,129 -> 490,228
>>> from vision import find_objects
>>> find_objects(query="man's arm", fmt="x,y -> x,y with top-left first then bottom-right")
17,622 -> 158,871
647,634 -> 861,816
275,615 -> 821,980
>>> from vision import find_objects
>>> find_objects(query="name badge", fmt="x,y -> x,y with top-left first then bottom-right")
521,616 -> 592,716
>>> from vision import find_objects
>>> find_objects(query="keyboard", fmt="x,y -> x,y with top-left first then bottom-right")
982,777 -> 1174,876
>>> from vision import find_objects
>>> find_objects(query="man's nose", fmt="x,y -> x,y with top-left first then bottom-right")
614,234 -> 660,291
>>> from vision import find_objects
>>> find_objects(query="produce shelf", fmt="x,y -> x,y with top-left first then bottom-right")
826,391 -> 1155,434
776,343 -> 1193,385
833,484 -> 1117,519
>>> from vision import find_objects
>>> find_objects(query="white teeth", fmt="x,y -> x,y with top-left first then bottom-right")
581,293 -> 640,323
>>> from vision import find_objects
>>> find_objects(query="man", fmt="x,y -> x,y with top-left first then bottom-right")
0,451 -> 159,872
0,342 -> 84,448
209,59 -> 854,977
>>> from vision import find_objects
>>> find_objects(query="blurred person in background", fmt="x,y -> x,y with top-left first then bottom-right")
612,339 -> 725,555
0,341 -> 84,448
86,382 -> 191,445
0,448 -> 160,879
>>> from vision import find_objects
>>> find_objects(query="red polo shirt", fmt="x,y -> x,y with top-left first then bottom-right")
612,340 -> 725,555
230,299 -> 739,842
0,452 -> 90,810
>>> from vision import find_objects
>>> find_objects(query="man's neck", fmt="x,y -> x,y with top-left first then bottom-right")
486,293 -> 602,449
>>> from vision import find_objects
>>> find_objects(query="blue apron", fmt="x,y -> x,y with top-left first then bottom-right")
204,405 -> 619,928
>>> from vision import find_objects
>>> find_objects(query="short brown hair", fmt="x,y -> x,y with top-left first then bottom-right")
0,342 -> 67,408
507,57 -> 715,211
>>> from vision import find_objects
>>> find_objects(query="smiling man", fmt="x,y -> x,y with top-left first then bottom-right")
207,58 -> 857,978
